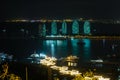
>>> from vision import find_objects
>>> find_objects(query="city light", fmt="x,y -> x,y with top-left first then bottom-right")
39,53 -> 46,58
40,56 -> 110,80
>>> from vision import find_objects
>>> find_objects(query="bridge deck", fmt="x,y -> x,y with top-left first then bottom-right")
45,35 -> 120,40
0,35 -> 120,40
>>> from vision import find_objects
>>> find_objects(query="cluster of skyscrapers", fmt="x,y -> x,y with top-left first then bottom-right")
39,20 -> 91,37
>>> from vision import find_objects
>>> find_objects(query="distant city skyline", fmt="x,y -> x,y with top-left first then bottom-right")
0,0 -> 120,20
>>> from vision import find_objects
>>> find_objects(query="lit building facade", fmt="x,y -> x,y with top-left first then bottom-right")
83,21 -> 91,35
61,21 -> 67,35
51,21 -> 57,35
72,20 -> 79,35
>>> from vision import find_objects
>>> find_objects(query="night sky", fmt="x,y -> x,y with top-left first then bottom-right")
0,0 -> 120,20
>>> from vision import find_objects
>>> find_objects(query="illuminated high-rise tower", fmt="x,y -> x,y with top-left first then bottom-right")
42,24 -> 46,36
72,20 -> 79,35
62,21 -> 67,35
83,21 -> 91,35
38,24 -> 42,36
51,21 -> 57,35
38,24 -> 46,36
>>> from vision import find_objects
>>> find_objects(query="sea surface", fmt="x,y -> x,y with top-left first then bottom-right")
0,38 -> 120,61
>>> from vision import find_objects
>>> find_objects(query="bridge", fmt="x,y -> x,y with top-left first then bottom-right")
44,35 -> 120,40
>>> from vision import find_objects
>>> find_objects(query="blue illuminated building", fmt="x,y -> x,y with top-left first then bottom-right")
72,20 -> 79,35
42,24 -> 46,36
83,21 -> 91,35
51,21 -> 57,35
62,21 -> 67,35
41,20 -> 91,36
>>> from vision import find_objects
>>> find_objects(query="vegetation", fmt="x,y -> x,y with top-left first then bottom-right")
72,70 -> 99,80
0,63 -> 22,80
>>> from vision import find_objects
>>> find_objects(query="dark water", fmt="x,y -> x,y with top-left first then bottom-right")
0,38 -> 120,61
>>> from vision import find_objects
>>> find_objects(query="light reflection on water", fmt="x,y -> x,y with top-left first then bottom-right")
71,39 -> 79,55
43,39 -> 91,62
1,38 -> 119,62
82,39 -> 91,62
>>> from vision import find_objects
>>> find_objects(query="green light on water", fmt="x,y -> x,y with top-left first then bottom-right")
83,39 -> 90,48
51,43 -> 55,57
83,39 -> 91,61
